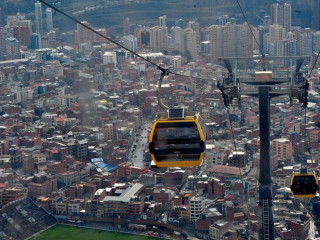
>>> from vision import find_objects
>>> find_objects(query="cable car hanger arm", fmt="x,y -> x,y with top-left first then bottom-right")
157,69 -> 170,110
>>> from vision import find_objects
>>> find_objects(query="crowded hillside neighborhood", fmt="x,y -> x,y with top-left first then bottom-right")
0,1 -> 320,239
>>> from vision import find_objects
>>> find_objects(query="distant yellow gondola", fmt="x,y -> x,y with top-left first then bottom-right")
290,172 -> 319,198
149,109 -> 206,168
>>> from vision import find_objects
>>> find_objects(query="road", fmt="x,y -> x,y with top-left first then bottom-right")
128,119 -> 152,168
308,217 -> 316,240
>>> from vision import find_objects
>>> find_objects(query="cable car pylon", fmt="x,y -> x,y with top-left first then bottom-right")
218,56 -> 310,240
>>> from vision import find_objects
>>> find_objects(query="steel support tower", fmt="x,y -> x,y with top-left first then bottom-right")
218,56 -> 309,240
258,86 -> 274,240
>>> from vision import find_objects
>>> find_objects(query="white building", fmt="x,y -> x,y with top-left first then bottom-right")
103,51 -> 117,65
35,1 -> 43,34
300,32 -> 313,56
184,27 -> 197,60
190,196 -> 204,221
16,87 -> 33,103
6,37 -> 20,59
57,94 -> 77,108
150,26 -> 168,52
46,8 -> 53,31
171,26 -> 185,53
171,55 -> 182,68
123,35 -> 137,52
42,60 -> 63,78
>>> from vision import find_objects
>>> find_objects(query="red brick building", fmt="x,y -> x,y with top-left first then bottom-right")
208,177 -> 225,199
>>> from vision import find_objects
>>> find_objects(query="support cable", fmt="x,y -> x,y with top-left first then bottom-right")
304,103 -> 307,163
303,79 -> 309,164
307,50 -> 320,78
235,0 -> 264,57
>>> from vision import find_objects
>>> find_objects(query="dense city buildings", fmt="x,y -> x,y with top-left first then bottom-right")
0,1 -> 319,240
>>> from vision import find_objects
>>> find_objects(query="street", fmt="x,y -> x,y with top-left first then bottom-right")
127,119 -> 152,168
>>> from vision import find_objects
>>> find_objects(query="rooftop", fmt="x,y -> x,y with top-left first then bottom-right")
102,183 -> 143,203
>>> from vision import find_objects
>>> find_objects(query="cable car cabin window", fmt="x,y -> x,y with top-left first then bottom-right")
291,175 -> 318,196
152,122 -> 202,162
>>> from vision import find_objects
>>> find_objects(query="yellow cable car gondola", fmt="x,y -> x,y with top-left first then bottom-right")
290,171 -> 319,198
149,109 -> 206,168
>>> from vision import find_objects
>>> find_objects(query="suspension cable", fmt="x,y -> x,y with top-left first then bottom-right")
235,0 -> 264,57
304,103 -> 307,164
227,108 -> 242,180
157,71 -> 169,109
307,50 -> 320,78
39,0 -> 212,81
226,107 -> 251,223
303,79 -> 309,165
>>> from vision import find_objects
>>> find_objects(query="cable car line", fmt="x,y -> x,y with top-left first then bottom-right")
235,0 -> 264,57
39,0 -> 212,82
227,108 -> 243,180
307,50 -> 320,78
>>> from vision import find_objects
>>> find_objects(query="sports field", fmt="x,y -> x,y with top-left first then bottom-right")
33,224 -> 157,240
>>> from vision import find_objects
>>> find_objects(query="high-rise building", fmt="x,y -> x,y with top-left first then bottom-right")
16,87 -> 33,103
188,20 -> 200,52
270,3 -> 291,32
0,8 -> 3,27
93,28 -> 107,43
209,23 -> 256,63
313,31 -> 320,52
134,26 -> 150,47
267,24 -> 286,54
75,21 -> 93,44
268,37 -> 296,66
217,15 -> 231,25
47,30 -> 57,48
8,19 -> 32,36
269,24 -> 285,43
35,1 -> 43,34
159,15 -> 167,27
312,0 -> 320,30
123,35 -> 137,52
279,39 -> 296,57
150,26 -> 168,52
29,33 -> 40,50
190,196 -> 204,221
115,50 -> 126,65
0,27 -> 13,60
123,17 -> 130,36
262,15 -> 271,29
46,8 -> 53,31
13,26 -> 30,46
103,51 -> 117,65
272,138 -> 292,161
209,25 -> 223,63
184,27 -> 197,60
75,21 -> 107,44
6,14 -> 32,47
176,19 -> 184,29
6,37 -> 20,60
171,26 -> 185,53
300,32 -> 313,56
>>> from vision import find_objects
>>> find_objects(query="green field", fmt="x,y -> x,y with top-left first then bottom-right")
33,224 -> 156,240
